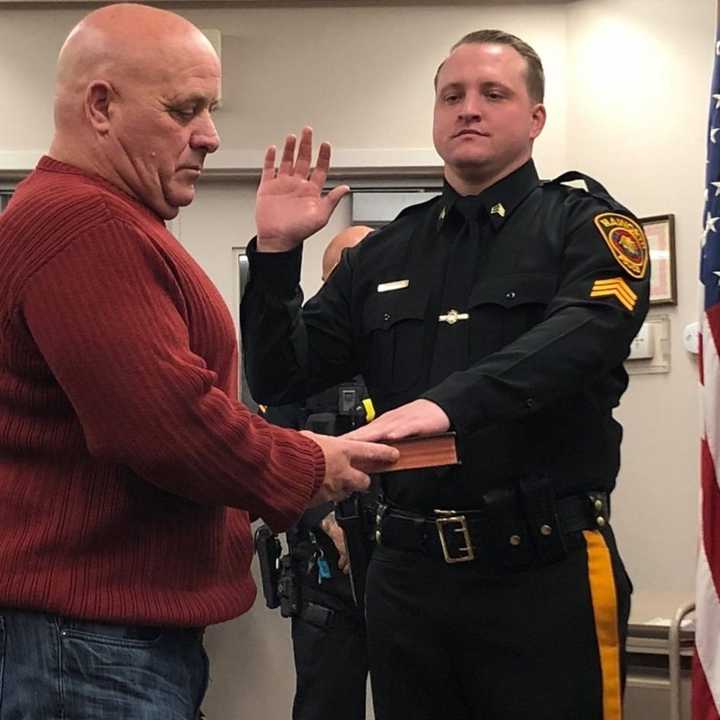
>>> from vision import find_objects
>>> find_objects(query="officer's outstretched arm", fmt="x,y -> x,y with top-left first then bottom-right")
421,206 -> 650,439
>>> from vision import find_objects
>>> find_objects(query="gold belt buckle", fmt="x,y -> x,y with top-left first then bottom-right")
434,510 -> 475,564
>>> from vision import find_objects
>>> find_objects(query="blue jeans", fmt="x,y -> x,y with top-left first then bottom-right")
0,609 -> 209,719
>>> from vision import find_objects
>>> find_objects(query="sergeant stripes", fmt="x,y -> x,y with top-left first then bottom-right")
590,277 -> 638,312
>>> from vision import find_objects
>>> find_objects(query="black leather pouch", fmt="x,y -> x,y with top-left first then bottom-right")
518,476 -> 568,565
479,486 -> 535,571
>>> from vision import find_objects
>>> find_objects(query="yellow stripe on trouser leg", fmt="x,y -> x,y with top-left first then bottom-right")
583,530 -> 622,720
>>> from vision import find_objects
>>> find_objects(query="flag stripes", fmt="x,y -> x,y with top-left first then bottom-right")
694,6 -> 720,716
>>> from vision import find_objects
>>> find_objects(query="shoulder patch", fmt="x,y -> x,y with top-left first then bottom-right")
593,213 -> 648,279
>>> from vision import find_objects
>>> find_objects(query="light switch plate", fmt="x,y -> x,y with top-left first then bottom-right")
625,315 -> 671,375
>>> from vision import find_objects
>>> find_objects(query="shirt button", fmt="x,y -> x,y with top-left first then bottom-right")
505,291 -> 516,300
525,398 -> 535,408
383,313 -> 391,322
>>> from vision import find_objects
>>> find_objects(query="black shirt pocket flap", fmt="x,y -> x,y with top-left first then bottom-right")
362,289 -> 427,332
469,274 -> 557,309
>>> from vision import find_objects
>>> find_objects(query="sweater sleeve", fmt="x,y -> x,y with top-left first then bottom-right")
19,218 -> 324,532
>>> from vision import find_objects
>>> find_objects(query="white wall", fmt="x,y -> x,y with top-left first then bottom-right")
0,4 -> 568,168
0,0 -> 715,717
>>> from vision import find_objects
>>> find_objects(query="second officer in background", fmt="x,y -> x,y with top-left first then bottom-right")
257,225 -> 374,720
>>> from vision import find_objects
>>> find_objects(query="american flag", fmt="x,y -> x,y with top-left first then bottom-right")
695,7 -> 720,718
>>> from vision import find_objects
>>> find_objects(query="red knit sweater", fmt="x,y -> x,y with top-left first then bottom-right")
0,157 -> 324,627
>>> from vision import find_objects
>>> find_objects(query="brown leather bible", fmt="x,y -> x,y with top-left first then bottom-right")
384,432 -> 459,473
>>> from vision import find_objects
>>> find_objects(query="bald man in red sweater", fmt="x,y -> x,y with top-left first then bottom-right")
0,4 -> 396,718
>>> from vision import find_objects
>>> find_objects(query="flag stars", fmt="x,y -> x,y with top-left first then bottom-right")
705,212 -> 720,239
711,128 -> 720,144
713,181 -> 720,197
714,271 -> 720,286
714,94 -> 720,110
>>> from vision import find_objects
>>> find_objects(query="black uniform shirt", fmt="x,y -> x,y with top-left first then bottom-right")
242,161 -> 651,513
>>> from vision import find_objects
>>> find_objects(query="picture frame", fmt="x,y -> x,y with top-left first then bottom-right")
640,214 -> 677,305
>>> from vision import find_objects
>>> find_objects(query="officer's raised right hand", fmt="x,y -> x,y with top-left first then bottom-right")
301,431 -> 398,507
256,127 -> 350,253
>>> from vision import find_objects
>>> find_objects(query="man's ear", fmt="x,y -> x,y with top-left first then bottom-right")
529,103 -> 546,141
85,81 -> 114,134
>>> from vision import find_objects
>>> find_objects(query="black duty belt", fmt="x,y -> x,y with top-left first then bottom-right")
376,492 -> 609,566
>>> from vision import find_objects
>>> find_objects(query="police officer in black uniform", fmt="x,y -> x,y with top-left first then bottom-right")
242,30 -> 649,720
258,381 -> 373,720
256,227 -> 374,720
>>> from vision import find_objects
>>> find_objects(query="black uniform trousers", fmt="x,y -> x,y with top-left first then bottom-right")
291,588 -> 368,720
366,525 -> 631,720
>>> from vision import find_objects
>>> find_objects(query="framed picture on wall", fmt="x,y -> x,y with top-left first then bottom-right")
640,214 -> 677,305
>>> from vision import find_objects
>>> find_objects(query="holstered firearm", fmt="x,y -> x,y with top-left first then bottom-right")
335,494 -> 373,610
254,524 -> 282,609
255,524 -> 301,616
277,553 -> 301,618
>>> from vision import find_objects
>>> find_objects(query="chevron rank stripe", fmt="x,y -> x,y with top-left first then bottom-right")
590,277 -> 637,312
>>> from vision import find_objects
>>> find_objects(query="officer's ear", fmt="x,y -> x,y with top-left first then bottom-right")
529,103 -> 546,140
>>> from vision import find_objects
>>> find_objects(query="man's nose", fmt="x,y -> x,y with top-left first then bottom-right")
191,113 -> 221,154
458,93 -> 482,120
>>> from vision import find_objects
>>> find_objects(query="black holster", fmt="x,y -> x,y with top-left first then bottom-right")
278,553 -> 301,618
254,524 -> 282,609
254,524 -> 302,616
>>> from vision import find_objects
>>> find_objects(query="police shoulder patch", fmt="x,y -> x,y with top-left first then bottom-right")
593,213 -> 649,279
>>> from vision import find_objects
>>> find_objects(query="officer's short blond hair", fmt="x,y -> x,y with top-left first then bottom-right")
434,29 -> 545,104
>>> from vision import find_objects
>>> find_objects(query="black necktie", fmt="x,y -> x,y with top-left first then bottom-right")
454,196 -> 484,248
428,197 -> 485,384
